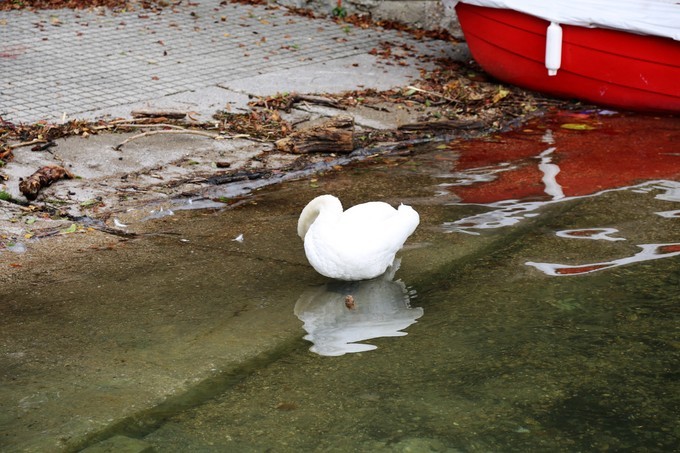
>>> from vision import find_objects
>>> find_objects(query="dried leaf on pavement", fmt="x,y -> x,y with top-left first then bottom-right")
19,165 -> 74,201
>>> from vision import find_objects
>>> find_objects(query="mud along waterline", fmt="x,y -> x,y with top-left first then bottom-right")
1,113 -> 679,452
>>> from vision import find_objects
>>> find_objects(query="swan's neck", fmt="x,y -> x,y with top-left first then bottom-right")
298,195 -> 343,239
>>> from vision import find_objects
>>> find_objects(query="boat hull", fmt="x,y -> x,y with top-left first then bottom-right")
455,3 -> 680,113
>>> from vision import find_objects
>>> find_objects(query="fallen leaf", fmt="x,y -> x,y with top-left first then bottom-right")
80,199 -> 102,208
19,165 -> 73,201
492,88 -> 510,103
60,224 -> 77,234
561,123 -> 596,131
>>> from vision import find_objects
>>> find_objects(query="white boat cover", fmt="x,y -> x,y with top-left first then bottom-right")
443,0 -> 680,40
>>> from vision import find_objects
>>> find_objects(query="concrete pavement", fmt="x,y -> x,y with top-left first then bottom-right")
1,0 -> 461,124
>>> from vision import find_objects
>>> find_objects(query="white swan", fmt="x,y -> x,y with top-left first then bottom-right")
297,195 -> 420,280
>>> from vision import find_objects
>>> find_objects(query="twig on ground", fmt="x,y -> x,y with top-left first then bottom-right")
398,119 -> 485,131
9,139 -> 48,150
114,130 -> 250,150
283,94 -> 346,112
405,85 -> 458,104
131,109 -> 187,119
93,118 -> 182,130
114,124 -> 188,130
363,104 -> 390,112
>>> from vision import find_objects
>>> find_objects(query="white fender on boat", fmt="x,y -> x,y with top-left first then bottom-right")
545,22 -> 563,76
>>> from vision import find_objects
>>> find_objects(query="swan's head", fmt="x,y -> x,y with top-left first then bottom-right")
298,194 -> 343,240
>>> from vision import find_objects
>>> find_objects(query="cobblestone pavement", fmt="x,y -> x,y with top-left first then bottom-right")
0,1 -> 453,124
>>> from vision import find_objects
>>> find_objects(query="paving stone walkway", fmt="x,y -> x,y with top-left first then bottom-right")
0,1 -> 452,124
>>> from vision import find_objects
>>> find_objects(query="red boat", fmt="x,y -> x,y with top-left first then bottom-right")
453,1 -> 680,113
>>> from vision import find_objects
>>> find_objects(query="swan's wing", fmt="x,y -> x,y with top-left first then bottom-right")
334,203 -> 419,267
341,202 -> 398,224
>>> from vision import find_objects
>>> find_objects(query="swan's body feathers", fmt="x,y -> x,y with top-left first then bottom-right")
298,195 -> 419,280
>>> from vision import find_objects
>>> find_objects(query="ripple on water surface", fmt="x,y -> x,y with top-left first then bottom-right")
143,112 -> 679,452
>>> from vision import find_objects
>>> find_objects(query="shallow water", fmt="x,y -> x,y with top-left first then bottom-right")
1,112 -> 678,452
146,113 -> 679,452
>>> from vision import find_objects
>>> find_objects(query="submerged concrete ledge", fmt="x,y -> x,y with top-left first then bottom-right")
0,186 -> 316,452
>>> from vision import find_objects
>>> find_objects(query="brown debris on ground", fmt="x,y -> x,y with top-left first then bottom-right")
336,13 -> 459,42
250,93 -> 345,113
332,56 -> 555,123
213,110 -> 292,141
19,165 -> 74,201
275,115 -> 354,154
0,55 -> 567,167
0,0 -> 163,11
243,55 -> 567,150
0,119 -> 100,162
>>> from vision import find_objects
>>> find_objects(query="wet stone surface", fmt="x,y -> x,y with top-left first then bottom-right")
0,111 -> 678,452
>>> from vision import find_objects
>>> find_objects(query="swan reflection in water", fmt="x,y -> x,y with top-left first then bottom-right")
294,261 -> 423,356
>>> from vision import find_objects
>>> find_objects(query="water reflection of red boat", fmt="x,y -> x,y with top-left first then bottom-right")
449,114 -> 680,204
453,2 -> 680,113
442,113 -> 680,275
